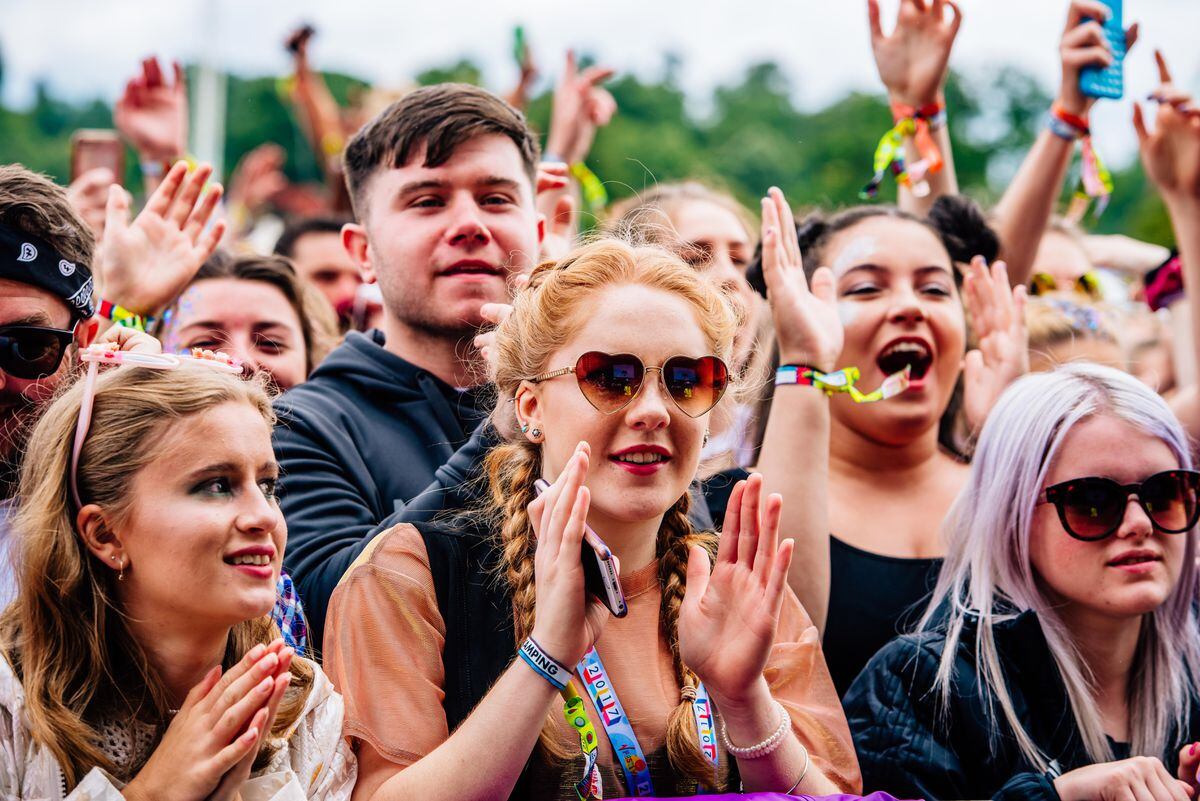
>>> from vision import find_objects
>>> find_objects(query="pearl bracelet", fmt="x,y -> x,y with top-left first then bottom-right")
719,699 -> 790,760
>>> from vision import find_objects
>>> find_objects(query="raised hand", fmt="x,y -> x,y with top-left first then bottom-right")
536,161 -> 577,262
760,187 -> 843,372
544,51 -> 616,165
1134,51 -> 1200,205
95,161 -> 226,317
66,167 -> 117,240
962,257 -> 1028,434
1057,0 -> 1139,117
679,474 -> 794,705
226,143 -> 289,219
113,57 -> 189,163
122,641 -> 292,801
868,0 -> 962,107
527,443 -> 610,668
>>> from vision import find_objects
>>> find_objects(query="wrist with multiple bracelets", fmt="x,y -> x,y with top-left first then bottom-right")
97,298 -> 153,333
1047,102 -> 1090,142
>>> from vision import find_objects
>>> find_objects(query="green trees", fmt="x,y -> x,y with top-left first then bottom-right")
0,54 -> 1170,246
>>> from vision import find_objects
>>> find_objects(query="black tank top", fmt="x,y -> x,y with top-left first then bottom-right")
701,468 -> 943,698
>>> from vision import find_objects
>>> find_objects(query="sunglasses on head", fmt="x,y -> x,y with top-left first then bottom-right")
1037,469 -> 1200,541
0,325 -> 75,380
531,351 -> 730,418
1029,271 -> 1102,300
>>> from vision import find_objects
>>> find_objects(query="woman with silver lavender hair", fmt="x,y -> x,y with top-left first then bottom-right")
845,363 -> 1200,801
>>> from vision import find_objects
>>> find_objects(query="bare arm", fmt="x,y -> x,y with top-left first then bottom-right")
364,661 -> 560,801
992,0 -> 1137,286
1137,52 -> 1200,433
866,0 -> 963,217
752,188 -> 844,634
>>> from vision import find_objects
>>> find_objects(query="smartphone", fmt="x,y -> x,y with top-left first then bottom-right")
70,130 -> 125,184
534,478 -> 628,618
1079,0 -> 1125,100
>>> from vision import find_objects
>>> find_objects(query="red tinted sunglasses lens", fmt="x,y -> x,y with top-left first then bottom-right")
1140,471 -> 1200,533
662,355 -> 729,417
1057,478 -> 1127,540
575,352 -> 645,413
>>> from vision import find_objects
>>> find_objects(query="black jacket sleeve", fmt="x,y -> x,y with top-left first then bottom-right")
844,636 -> 976,801
275,407 -> 494,651
845,636 -> 1062,801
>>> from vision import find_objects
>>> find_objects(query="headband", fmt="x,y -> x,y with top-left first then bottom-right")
0,223 -> 95,322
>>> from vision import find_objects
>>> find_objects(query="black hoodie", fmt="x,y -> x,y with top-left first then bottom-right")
274,330 -> 490,647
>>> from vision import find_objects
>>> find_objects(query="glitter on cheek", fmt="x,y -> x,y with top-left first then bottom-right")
837,302 -> 861,328
160,292 -> 200,354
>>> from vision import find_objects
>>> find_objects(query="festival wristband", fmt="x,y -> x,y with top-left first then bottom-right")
518,637 -> 570,691
862,102 -> 945,200
561,681 -> 603,800
1048,104 -> 1112,218
97,299 -> 152,333
775,364 -> 911,403
569,161 -> 608,211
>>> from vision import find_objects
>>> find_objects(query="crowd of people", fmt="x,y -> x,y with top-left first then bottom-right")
1,0 -> 1199,798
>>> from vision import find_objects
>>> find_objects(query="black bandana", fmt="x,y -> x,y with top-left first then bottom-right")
0,223 -> 95,322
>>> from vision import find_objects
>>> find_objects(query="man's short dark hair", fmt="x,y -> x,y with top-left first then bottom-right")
343,83 -> 540,219
274,216 -> 351,258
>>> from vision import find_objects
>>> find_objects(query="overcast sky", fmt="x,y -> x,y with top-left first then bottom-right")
3,0 -> 1199,167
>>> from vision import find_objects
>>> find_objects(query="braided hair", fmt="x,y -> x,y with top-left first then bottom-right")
483,238 -> 736,788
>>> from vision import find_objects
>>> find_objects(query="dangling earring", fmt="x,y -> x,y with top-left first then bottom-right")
111,554 -> 125,582
702,429 -> 710,448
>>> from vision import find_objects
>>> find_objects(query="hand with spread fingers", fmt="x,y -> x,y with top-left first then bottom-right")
122,640 -> 293,801
868,0 -> 962,108
114,57 -> 189,164
95,161 -> 226,318
678,473 -> 795,705
526,443 -> 610,669
1057,0 -> 1139,117
962,256 -> 1028,434
544,51 -> 617,166
1135,50 -> 1200,205
760,187 -> 843,373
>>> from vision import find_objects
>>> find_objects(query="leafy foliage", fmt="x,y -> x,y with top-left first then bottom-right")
0,53 -> 1172,246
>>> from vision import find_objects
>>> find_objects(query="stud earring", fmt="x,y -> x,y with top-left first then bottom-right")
530,427 -> 542,440
520,422 -> 529,434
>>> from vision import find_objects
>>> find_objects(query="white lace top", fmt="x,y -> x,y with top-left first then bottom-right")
0,655 -> 356,800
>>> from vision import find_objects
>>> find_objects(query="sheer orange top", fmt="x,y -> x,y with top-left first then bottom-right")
323,523 -> 861,797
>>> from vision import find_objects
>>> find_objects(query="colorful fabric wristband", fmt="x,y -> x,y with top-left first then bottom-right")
776,364 -> 912,403
97,299 -> 152,333
1144,252 -> 1183,312
518,636 -> 570,690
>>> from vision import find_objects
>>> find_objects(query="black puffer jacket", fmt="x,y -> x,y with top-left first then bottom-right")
844,610 -> 1200,801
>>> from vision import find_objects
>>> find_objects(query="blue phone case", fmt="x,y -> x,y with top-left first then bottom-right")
1079,0 -> 1125,100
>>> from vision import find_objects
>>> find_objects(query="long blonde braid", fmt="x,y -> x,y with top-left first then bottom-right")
657,492 -> 723,791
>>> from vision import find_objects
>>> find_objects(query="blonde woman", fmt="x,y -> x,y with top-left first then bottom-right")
0,357 -> 354,798
324,238 -> 859,800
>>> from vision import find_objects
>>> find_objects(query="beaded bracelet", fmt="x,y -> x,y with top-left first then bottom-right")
720,699 -> 790,760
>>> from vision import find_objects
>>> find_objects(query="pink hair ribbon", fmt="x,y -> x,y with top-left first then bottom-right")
69,344 -> 243,510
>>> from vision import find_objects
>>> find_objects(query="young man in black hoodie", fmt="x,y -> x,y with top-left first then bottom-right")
273,84 -> 548,644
